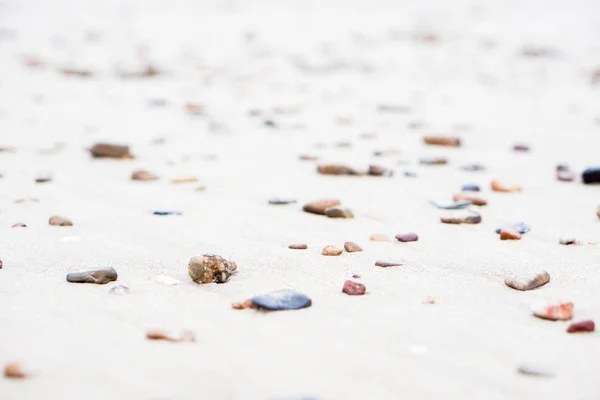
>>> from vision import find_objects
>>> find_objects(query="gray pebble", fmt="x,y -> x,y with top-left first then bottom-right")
67,267 -> 118,284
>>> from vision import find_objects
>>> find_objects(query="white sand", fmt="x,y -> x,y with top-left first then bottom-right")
1,0 -> 600,399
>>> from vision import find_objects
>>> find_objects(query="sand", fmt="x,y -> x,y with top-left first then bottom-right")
1,0 -> 600,399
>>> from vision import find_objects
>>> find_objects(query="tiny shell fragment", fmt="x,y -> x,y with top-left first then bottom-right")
533,301 -> 573,321
49,215 -> 73,226
344,242 -> 363,252
188,254 -> 237,284
303,199 -> 341,215
500,228 -> 521,240
491,180 -> 521,192
3,363 -> 27,379
504,271 -> 550,291
322,245 -> 343,256
423,136 -> 461,147
342,280 -> 366,295
90,143 -> 132,159
567,320 -> 595,333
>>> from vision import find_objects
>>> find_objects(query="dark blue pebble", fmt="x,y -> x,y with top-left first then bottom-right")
461,184 -> 480,192
251,289 -> 312,311
495,222 -> 531,234
153,211 -> 182,216
582,167 -> 600,184
403,170 -> 417,177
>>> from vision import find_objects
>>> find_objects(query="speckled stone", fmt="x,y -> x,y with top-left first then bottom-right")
251,289 -> 312,311
188,254 -> 237,284
67,267 -> 117,284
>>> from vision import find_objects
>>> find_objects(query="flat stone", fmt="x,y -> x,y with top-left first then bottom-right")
49,215 -> 73,226
317,164 -> 359,175
582,167 -> 600,184
500,228 -> 522,240
368,165 -> 393,176
268,198 -> 297,205
517,364 -> 555,378
495,222 -> 530,234
67,267 -> 117,284
423,136 -> 461,147
342,280 -> 366,295
430,200 -> 472,209
461,163 -> 485,171
505,271 -> 550,291
131,169 -> 159,181
3,363 -> 27,379
303,199 -> 341,215
322,245 -> 343,256
395,233 -> 418,242
153,211 -> 182,216
188,254 -> 237,284
513,143 -> 530,152
453,193 -> 487,206
491,180 -> 522,192
251,289 -> 312,311
440,214 -> 482,224
324,206 -> 354,218
567,320 -> 595,333
90,143 -> 132,159
344,242 -> 363,252
370,233 -> 390,241
420,157 -> 447,165
461,184 -> 480,192
375,260 -> 404,267
289,244 -> 308,250
109,285 -> 130,295
532,301 -> 573,321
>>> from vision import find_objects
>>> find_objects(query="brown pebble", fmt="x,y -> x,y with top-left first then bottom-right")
303,199 -> 341,215
49,215 -> 73,226
131,170 -> 159,181
146,330 -> 196,343
171,177 -> 198,184
567,320 -> 595,333
395,233 -> 418,242
491,180 -> 521,193
289,244 -> 308,250
324,206 -> 354,218
188,254 -> 237,284
420,157 -> 448,165
232,299 -> 256,310
344,242 -> 363,252
368,165 -> 393,176
90,143 -> 132,159
35,176 -> 52,183
322,245 -> 343,256
504,271 -> 550,291
370,233 -> 390,242
185,103 -> 204,115
440,214 -> 482,224
500,228 -> 522,240
4,363 -> 27,379
0,258 -> 3,269
342,280 -> 366,295
423,136 -> 461,147
453,193 -> 487,206
375,260 -> 404,267
11,223 -> 26,228
60,67 -> 93,78
317,164 -> 359,175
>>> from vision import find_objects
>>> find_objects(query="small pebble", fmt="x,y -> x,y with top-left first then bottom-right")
420,157 -> 447,165
430,200 -> 472,209
303,199 -> 341,215
146,330 -> 196,343
352,274 -> 361,279
268,198 -> 297,205
375,260 -> 404,267
3,363 -> 27,379
153,211 -> 182,216
558,236 -> 579,245
35,175 -> 52,183
155,275 -> 180,285
342,280 -> 366,295
582,167 -> 600,184
317,164 -> 359,175
403,170 -> 417,177
513,143 -> 530,152
461,184 -> 480,192
567,320 -> 595,333
14,198 -> 39,203
11,222 -> 26,228
66,267 -> 117,284
370,233 -> 390,242
109,285 -> 130,295
289,244 -> 307,250
423,136 -> 461,147
461,163 -> 485,171
368,165 -> 393,176
533,301 -> 573,321
322,245 -> 343,256
491,180 -> 521,192
90,143 -> 132,159
251,289 -> 312,311
556,165 -> 575,182
0,258 -> 3,269
324,206 -> 354,218
495,222 -> 530,234
264,119 -> 278,128
344,242 -> 363,252
131,170 -> 159,181
49,215 -> 73,226
299,154 -> 319,161
171,177 -> 198,184
500,228 -> 522,240
189,254 -> 237,284
505,271 -> 550,291
453,193 -> 487,206
185,103 -> 204,115
517,364 -> 555,378
395,233 -> 418,242
440,214 -> 482,224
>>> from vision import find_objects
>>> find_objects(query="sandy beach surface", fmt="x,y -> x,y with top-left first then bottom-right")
1,0 -> 600,399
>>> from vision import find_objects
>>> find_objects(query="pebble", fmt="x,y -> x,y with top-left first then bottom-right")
517,364 -> 555,378
232,299 -> 256,310
461,184 -> 480,192
403,170 -> 417,177
170,177 -> 198,184
185,103 -> 204,115
533,301 -> 574,321
0,258 -> 3,269
567,320 -> 595,333
14,197 -> 39,204
500,228 -> 522,240
395,233 -> 418,242
146,330 -> 196,343
11,222 -> 27,228
558,236 -> 579,245
342,280 -> 366,295
513,143 -> 530,152
35,175 -> 52,183
440,214 -> 482,224
324,206 -> 354,218
303,199 -> 341,215
420,157 -> 447,165
556,165 -> 575,182
370,233 -> 390,241
430,200 -> 472,209
188,254 -> 237,284
251,289 -> 312,311
322,245 -> 343,256
66,267 -> 118,284
299,154 -> 319,161
317,164 -> 359,175
453,193 -> 487,206
344,242 -> 363,252
423,136 -> 461,147
155,275 -> 180,285
153,211 -> 182,216
582,167 -> 600,184
90,143 -> 132,159
461,163 -> 485,171
504,271 -> 550,291
375,260 -> 404,267
3,363 -> 27,379
268,198 -> 297,205
368,165 -> 393,176
289,244 -> 308,250
49,215 -> 73,226
352,274 -> 361,279
491,180 -> 522,192
495,222 -> 530,234
109,285 -> 130,295
131,170 -> 159,181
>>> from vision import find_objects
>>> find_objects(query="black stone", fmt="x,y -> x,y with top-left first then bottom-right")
582,167 -> 600,184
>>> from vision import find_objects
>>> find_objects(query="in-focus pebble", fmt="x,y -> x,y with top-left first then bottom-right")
90,143 -> 132,159
375,260 -> 404,267
322,245 -> 343,256
395,233 -> 418,242
344,242 -> 363,252
109,285 -> 130,295
49,215 -> 73,226
505,271 -> 550,291
66,267 -> 117,284
251,289 -> 312,311
324,206 -> 354,218
3,363 -> 27,379
342,280 -> 366,295
188,254 -> 237,284
567,320 -> 595,333
131,170 -> 159,181
500,228 -> 522,240
423,136 -> 461,147
303,199 -> 341,215
289,244 -> 308,250
491,180 -> 522,192
533,301 -> 573,321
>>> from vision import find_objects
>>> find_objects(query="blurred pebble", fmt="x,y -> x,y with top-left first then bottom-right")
403,170 -> 417,177
149,98 -> 168,106
517,364 -> 555,378
344,242 -> 363,252
567,320 -> 595,333
495,222 -> 530,234
324,206 -> 353,218
60,67 -> 93,78
0,258 -> 2,269
146,330 -> 196,343
322,245 -> 343,256
11,223 -> 26,228
395,233 -> 418,242
189,254 -> 237,284
582,167 -> 600,184
375,260 -> 404,267
90,143 -> 132,159
49,215 -> 72,226
559,236 -> 579,245
378,104 -> 410,113
268,198 -> 297,205
370,233 -> 390,241
422,297 -> 436,304
556,164 -> 575,182
185,103 -> 204,115
35,175 -> 52,183
289,244 -> 307,250
251,289 -> 312,311
303,199 -> 341,215
342,280 -> 366,295
505,271 -> 550,291
264,119 -> 278,128
352,274 -> 361,279
299,154 -> 319,161
156,275 -> 180,285
15,197 -> 39,203
491,180 -> 521,192
461,184 -> 480,192
3,363 -> 27,379
423,136 -> 461,147
533,301 -> 573,321
430,200 -> 472,209
232,299 -> 256,310
109,285 -> 130,295
461,163 -> 485,172
67,267 -> 117,284
317,164 -> 359,175
440,214 -> 482,224
500,228 -> 521,240
153,211 -> 182,216
131,170 -> 159,181
420,157 -> 447,165
453,193 -> 487,206
368,165 -> 393,176
513,143 -> 530,152
171,177 -> 198,184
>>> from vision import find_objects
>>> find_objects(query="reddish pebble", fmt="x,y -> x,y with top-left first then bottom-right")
322,245 -> 343,256
342,280 -> 366,295
289,244 -> 307,250
500,229 -> 521,240
352,274 -> 360,279
344,242 -> 363,252
567,320 -> 595,333
303,199 -> 341,215
395,233 -> 418,242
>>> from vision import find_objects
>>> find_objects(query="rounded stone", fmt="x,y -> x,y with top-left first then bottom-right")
461,184 -> 480,192
303,199 -> 341,215
395,233 -> 418,242
49,215 -> 73,226
322,245 -> 343,256
342,280 -> 366,295
344,242 -> 363,252
324,206 -> 354,219
251,289 -> 312,311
